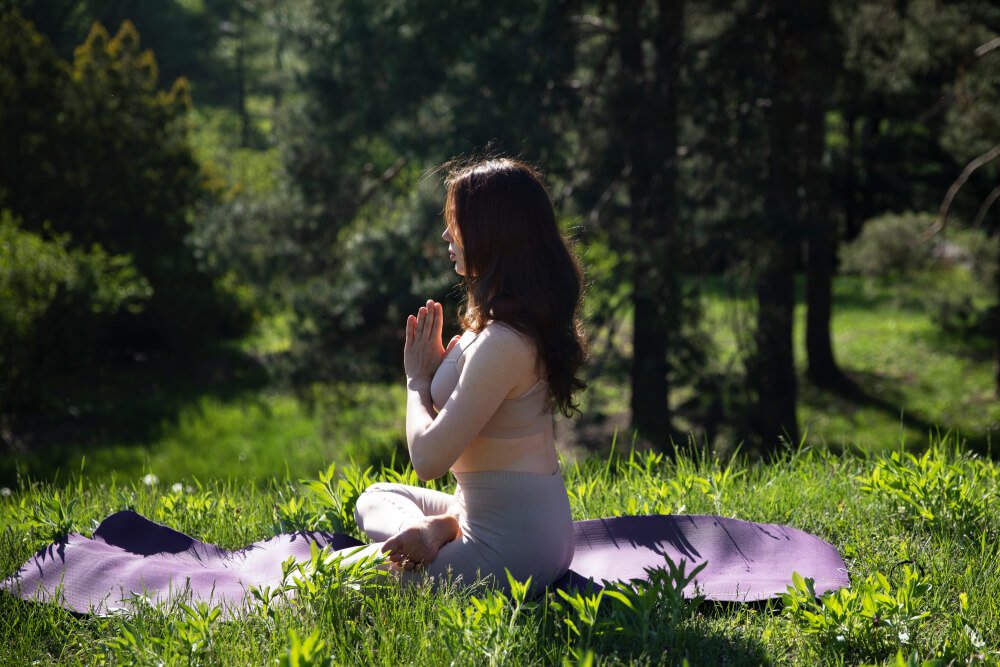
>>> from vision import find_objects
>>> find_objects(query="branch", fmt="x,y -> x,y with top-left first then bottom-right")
972,183 -> 1000,228
585,166 -> 629,230
571,14 -> 616,35
975,36 -> 1000,58
923,144 -> 1000,240
357,157 -> 408,209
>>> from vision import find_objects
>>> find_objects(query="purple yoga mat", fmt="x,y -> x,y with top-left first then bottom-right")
553,515 -> 850,601
3,511 -> 849,614
2,512 -> 362,615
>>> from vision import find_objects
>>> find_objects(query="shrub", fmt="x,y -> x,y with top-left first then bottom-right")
0,11 -> 251,376
858,443 -> 996,541
782,567 -> 931,662
841,212 -> 938,278
0,210 -> 151,417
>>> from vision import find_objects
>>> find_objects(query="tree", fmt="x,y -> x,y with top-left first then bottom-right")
0,210 -> 150,420
236,0 -> 582,383
802,0 -> 847,389
613,0 -> 686,447
750,0 -> 829,450
0,11 -> 242,422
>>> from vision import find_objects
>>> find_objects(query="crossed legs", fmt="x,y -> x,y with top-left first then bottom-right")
353,483 -> 462,570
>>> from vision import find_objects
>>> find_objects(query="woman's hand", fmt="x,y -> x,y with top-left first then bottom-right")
404,299 -> 460,387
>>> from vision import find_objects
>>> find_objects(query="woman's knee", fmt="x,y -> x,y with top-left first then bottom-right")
356,483 -> 403,508
354,483 -> 407,526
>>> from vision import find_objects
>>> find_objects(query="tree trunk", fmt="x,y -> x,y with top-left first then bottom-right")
803,1 -> 845,388
805,207 -> 842,386
843,112 -> 861,241
753,0 -> 801,451
616,0 -> 684,449
754,250 -> 799,450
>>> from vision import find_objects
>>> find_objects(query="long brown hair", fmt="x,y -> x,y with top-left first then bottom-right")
445,158 -> 587,416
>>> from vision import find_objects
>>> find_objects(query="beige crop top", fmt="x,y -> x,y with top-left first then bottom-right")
430,330 -> 552,439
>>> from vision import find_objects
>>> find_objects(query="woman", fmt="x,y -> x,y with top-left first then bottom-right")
352,158 -> 587,593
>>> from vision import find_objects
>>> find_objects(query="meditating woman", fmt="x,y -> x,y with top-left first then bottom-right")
352,158 -> 587,592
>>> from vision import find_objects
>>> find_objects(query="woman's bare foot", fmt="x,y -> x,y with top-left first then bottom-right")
381,514 -> 461,570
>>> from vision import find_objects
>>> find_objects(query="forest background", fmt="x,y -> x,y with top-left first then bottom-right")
1,0 -> 999,486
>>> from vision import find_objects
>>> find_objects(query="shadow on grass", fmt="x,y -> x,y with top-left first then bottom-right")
639,625 -> 772,666
0,344 -> 270,486
801,369 -> 994,458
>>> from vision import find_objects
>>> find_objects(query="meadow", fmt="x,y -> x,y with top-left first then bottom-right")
2,272 -> 999,665
2,441 -> 997,665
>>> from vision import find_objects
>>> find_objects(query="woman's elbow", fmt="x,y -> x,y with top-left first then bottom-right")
409,441 -> 448,481
411,456 -> 446,482
413,464 -> 440,482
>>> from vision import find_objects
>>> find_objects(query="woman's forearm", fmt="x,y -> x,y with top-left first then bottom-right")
405,379 -> 438,476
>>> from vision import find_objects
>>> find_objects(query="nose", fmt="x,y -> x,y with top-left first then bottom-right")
442,227 -> 452,242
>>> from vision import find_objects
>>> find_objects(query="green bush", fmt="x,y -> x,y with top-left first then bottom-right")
925,227 -> 998,340
841,212 -> 937,278
0,11 -> 251,354
0,209 -> 151,416
949,227 -> 1000,286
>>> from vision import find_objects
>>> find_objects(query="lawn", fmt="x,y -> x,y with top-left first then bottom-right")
1,441 -> 997,665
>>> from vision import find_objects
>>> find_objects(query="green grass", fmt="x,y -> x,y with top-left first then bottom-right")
4,386 -> 407,488
796,273 -> 998,453
2,439 -> 998,665
695,271 -> 999,455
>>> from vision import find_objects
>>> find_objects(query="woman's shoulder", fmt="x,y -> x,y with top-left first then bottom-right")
467,322 -> 536,364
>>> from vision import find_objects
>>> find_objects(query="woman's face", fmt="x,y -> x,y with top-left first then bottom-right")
442,224 -> 466,276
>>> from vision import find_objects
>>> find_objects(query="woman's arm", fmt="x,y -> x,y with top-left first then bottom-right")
403,302 -> 531,481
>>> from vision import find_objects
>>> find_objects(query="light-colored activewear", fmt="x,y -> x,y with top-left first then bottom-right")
352,326 -> 574,593
354,468 -> 574,593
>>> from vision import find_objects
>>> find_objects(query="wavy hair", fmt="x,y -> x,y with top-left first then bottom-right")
444,158 -> 587,416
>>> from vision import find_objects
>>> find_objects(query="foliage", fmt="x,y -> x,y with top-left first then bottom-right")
277,629 -> 331,667
438,571 -> 539,666
841,212 -> 938,278
0,10 -> 250,426
6,0 -> 1000,448
0,209 -> 151,415
8,490 -> 81,545
782,567 -> 931,661
278,183 -> 460,385
157,485 -> 236,538
858,442 -> 997,540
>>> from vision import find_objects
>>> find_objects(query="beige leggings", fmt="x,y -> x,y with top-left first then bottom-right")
350,469 -> 575,593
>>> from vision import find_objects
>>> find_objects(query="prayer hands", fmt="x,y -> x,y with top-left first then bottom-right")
404,299 -> 460,387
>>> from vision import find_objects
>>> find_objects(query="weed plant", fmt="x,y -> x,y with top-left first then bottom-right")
2,435 -> 999,665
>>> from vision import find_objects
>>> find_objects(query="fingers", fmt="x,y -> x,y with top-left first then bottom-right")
404,314 -> 416,347
415,306 -> 427,340
413,300 -> 442,343
422,299 -> 436,342
444,334 -> 461,356
433,301 -> 444,342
